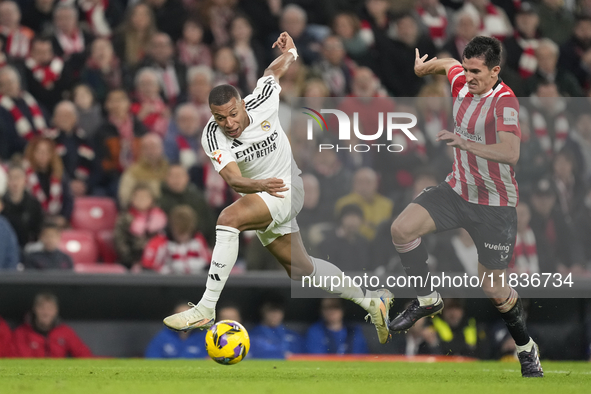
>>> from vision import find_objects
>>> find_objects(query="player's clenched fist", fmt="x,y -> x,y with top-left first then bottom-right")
272,32 -> 296,54
261,177 -> 289,198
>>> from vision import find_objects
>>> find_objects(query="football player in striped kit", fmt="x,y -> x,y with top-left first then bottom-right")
388,36 -> 543,377
163,32 -> 394,345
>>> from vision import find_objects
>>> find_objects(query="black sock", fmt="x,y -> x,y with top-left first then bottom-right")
396,240 -> 432,297
499,298 -> 530,346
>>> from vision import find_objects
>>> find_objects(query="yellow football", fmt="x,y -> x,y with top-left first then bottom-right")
205,320 -> 250,365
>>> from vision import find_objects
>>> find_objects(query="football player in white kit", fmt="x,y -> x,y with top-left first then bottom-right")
163,32 -> 394,344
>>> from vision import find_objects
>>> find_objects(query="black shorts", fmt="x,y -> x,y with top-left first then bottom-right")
413,182 -> 517,270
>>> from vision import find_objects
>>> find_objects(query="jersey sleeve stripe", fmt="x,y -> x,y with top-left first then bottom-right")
246,84 -> 273,111
205,122 -> 215,152
245,84 -> 270,110
206,122 -> 218,151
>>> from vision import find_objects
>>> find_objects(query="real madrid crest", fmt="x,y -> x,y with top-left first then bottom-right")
261,120 -> 271,131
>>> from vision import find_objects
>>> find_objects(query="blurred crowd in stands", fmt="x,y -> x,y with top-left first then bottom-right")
0,292 -> 548,360
1,0 -> 591,360
0,0 -> 589,275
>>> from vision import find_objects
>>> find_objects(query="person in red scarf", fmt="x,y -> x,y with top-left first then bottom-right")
131,67 -> 171,136
13,292 -> 92,358
142,204 -> 211,274
0,1 -> 34,60
416,0 -> 449,49
80,38 -> 124,105
47,101 -> 95,197
23,136 -> 74,227
94,89 -> 148,198
442,9 -> 479,62
503,3 -> 541,80
114,183 -> 167,269
77,0 -> 124,38
0,65 -> 48,160
135,32 -> 186,106
51,4 -> 93,72
0,316 -> 14,357
23,35 -> 73,111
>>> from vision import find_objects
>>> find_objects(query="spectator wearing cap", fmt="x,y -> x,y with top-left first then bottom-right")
13,293 -> 92,357
503,2 -> 541,80
528,177 -> 584,273
249,297 -> 304,359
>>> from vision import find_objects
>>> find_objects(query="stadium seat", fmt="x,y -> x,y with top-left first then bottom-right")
71,197 -> 118,233
96,230 -> 118,264
74,263 -> 127,274
59,230 -> 99,265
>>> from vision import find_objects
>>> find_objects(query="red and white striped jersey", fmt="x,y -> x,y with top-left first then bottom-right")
141,233 -> 212,275
446,64 -> 521,207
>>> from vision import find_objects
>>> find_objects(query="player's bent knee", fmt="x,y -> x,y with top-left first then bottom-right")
216,208 -> 242,229
391,220 -> 416,245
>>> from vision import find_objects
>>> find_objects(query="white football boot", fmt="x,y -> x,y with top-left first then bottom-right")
365,289 -> 395,344
163,302 -> 215,332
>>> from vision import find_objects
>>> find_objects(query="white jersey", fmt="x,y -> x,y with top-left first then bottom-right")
202,75 -> 301,192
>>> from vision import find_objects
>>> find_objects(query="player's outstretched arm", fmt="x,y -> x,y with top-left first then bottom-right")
414,48 -> 461,77
219,162 -> 289,198
264,32 -> 298,81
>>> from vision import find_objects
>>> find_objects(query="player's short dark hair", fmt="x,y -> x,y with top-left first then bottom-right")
209,84 -> 241,107
463,36 -> 502,69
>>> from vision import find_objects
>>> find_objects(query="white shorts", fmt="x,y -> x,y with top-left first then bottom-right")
255,176 -> 304,246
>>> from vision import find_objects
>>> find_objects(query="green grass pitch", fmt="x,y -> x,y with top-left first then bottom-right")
1,359 -> 590,394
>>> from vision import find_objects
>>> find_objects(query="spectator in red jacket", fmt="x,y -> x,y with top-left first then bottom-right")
0,316 -> 14,357
13,292 -> 92,358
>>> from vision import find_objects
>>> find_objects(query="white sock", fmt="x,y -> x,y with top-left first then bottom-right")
418,291 -> 439,306
308,257 -> 371,310
515,337 -> 534,353
198,225 -> 240,310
